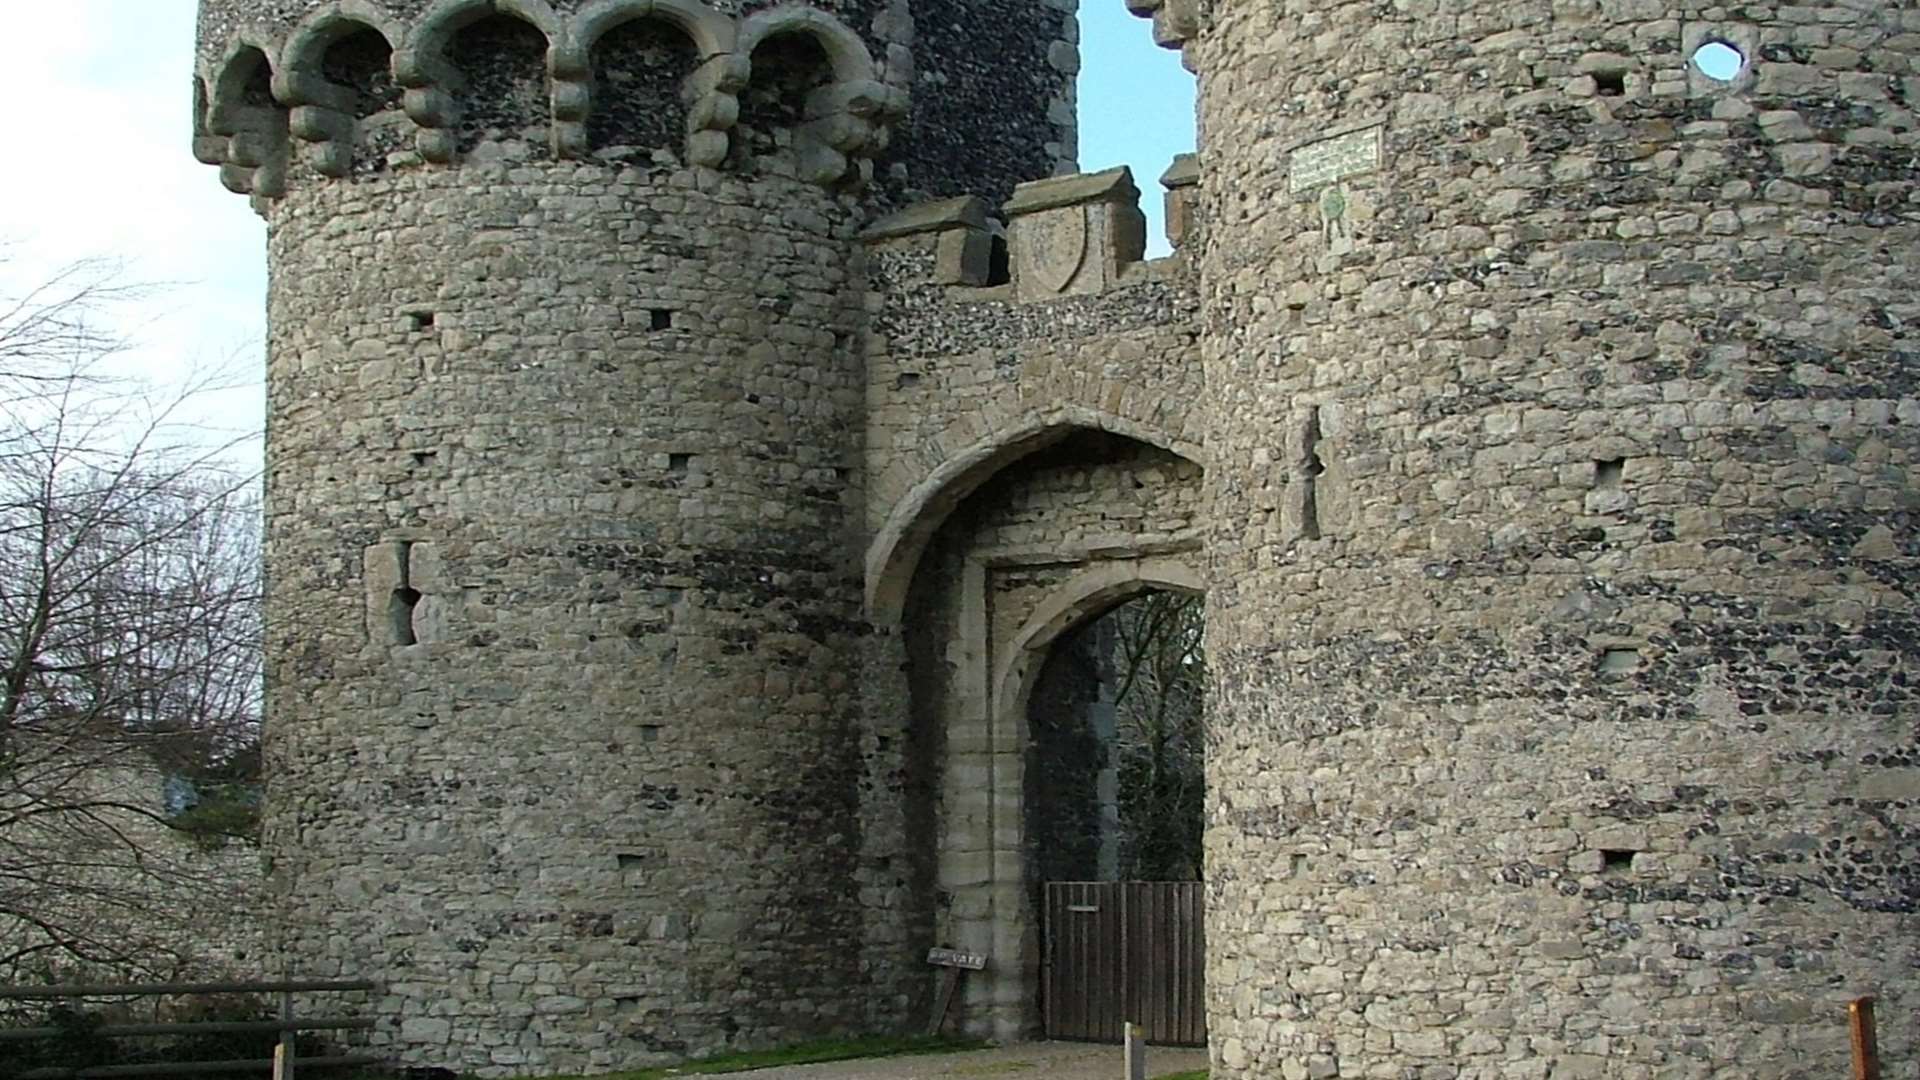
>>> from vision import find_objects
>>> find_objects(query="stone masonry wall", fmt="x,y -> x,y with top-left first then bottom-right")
196,0 -> 1097,1072
1195,1 -> 1919,1076
864,243 -> 1202,530
2,755 -> 265,985
194,0 -> 1076,206
261,164 -> 872,1075
200,0 -> 1920,1074
851,188 -> 1206,1039
880,0 -> 1079,203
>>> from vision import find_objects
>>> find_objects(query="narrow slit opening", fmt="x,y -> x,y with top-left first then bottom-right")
389,586 -> 422,646
1301,407 -> 1326,541
986,234 -> 1011,286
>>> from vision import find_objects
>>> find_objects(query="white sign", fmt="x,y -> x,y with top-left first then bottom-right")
926,948 -> 988,970
1290,127 -> 1382,193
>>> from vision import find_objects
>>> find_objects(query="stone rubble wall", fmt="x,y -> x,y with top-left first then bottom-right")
857,182 -> 1205,630
852,170 -> 1208,1041
862,245 -> 1202,537
261,163 -> 875,1076
1195,1 -> 1919,1076
192,0 -> 1108,1071
193,0 -> 1920,1074
1,756 -> 266,986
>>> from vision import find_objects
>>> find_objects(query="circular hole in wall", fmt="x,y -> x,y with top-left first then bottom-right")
1692,40 -> 1746,82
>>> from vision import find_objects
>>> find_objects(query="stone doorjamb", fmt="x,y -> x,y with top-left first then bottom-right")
937,550 -> 1204,1042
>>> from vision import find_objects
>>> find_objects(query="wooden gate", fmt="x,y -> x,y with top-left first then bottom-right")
1043,881 -> 1206,1046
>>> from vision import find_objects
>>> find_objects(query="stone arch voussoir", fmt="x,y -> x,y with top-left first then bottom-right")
395,0 -> 562,162
278,5 -> 407,177
737,5 -> 874,84
562,0 -> 739,163
991,556 -> 1205,746
571,0 -> 734,60
737,5 -> 904,188
865,404 -> 1203,627
206,34 -> 293,201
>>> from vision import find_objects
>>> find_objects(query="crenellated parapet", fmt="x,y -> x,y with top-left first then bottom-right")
860,159 -> 1201,294
193,0 -> 911,203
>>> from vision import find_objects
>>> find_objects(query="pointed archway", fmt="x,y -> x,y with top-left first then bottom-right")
883,424 -> 1204,1041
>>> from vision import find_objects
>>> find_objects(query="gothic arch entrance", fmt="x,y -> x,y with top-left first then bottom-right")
1009,568 -> 1208,1044
885,425 -> 1205,1042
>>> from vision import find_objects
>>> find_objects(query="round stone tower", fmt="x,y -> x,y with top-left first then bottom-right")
1193,2 -> 1917,1077
191,0 -> 1075,1073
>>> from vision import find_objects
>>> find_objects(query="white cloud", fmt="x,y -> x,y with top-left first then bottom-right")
0,0 -> 267,462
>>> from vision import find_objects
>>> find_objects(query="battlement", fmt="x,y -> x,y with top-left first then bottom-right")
194,0 -> 913,201
861,156 -> 1201,297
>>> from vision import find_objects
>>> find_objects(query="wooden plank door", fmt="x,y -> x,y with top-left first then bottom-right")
1044,881 -> 1206,1047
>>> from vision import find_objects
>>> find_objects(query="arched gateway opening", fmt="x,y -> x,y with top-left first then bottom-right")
1022,585 -> 1208,1047
887,426 -> 1206,1044
1026,589 -> 1205,886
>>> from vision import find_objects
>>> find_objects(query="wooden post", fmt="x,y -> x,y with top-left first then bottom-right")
927,969 -> 960,1036
1850,997 -> 1879,1080
277,989 -> 296,1080
924,948 -> 988,1037
1123,1021 -> 1146,1080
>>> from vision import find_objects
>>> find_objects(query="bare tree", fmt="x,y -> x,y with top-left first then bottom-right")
1109,591 -> 1205,881
0,257 -> 263,983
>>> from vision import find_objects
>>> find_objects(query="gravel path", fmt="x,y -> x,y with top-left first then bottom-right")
731,1042 -> 1209,1079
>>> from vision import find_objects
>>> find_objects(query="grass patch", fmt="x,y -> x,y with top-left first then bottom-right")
1154,1071 -> 1209,1080
519,1034 -> 989,1079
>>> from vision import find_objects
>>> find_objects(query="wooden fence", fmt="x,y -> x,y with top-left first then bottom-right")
0,979 -> 380,1079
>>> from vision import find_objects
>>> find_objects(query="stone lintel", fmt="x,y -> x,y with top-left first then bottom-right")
860,195 -> 991,241
1003,166 -> 1139,217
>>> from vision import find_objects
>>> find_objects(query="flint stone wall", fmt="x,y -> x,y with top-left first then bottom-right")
1195,1 -> 1919,1076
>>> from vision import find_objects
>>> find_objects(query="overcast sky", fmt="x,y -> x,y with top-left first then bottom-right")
0,1 -> 1193,468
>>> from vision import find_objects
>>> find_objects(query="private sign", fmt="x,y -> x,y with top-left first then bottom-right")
926,948 -> 988,970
